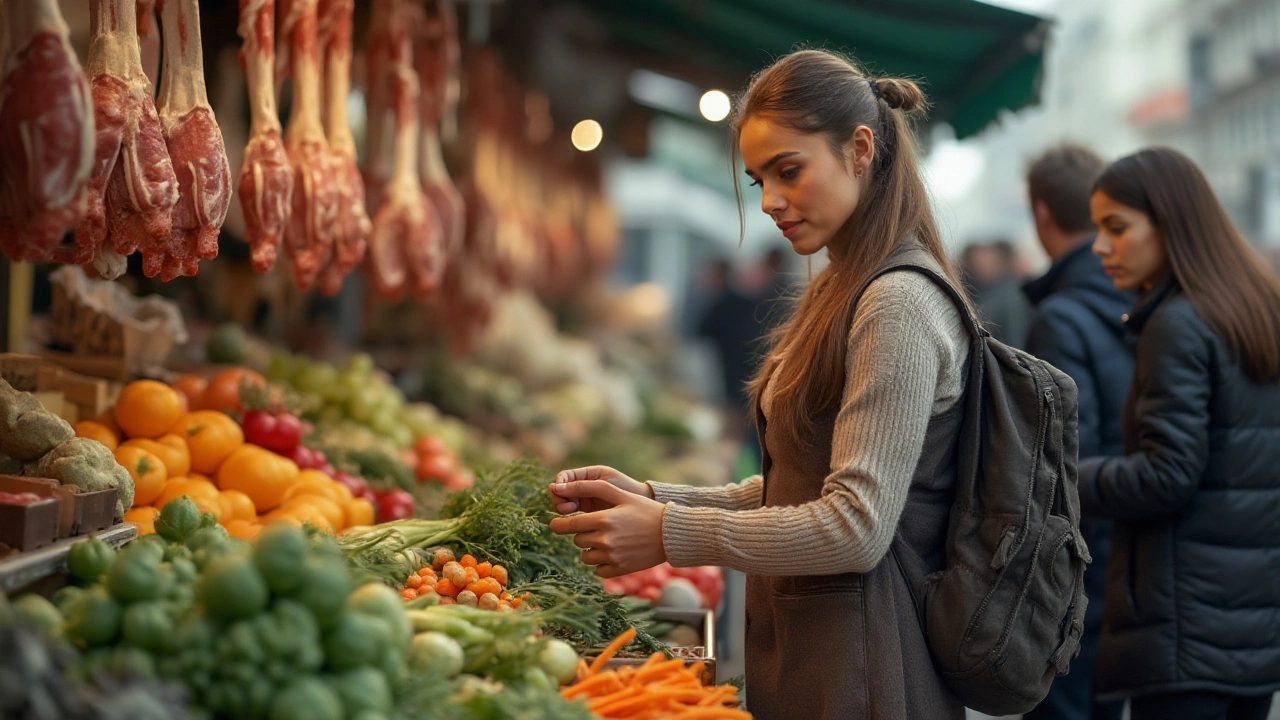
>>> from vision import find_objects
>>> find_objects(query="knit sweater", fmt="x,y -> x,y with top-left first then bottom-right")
651,271 -> 969,576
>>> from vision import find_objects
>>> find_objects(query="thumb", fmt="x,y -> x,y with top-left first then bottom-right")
551,479 -> 631,505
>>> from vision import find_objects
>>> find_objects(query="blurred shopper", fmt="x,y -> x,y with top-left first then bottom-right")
551,49 -> 975,719
1082,147 -> 1280,720
961,240 -> 1032,347
696,257 -> 759,439
1021,144 -> 1130,720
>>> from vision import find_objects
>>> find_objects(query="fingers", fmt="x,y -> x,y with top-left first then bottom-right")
548,479 -> 629,506
571,530 -> 606,550
553,500 -> 579,515
549,511 -> 608,536
554,465 -> 616,484
580,548 -> 609,566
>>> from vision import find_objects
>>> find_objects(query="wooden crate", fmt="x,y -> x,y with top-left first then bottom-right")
0,353 -> 42,391
0,496 -> 60,552
0,476 -> 117,538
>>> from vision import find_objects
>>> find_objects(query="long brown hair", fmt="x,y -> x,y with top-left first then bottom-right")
1094,147 -> 1280,383
731,49 -> 970,450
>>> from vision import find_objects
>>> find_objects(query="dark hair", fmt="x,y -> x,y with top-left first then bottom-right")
730,49 -> 971,450
1027,143 -> 1106,234
1094,147 -> 1280,383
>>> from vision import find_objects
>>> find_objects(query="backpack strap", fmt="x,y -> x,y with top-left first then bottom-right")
851,247 -> 988,343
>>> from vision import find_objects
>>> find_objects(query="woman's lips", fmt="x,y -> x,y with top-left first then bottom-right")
777,220 -> 803,238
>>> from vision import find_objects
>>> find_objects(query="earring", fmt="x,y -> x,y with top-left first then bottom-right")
855,168 -> 864,178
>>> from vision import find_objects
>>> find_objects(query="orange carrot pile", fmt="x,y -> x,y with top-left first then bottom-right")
562,628 -> 750,719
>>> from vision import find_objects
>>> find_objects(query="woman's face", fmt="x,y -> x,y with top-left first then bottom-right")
1091,190 -> 1167,292
739,116 -> 871,257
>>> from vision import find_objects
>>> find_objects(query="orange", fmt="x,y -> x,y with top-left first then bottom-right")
190,494 -> 223,523
343,497 -> 375,529
114,446 -> 168,507
280,494 -> 344,532
219,489 -> 257,523
171,374 -> 208,412
74,421 -> 119,451
123,506 -> 160,535
171,411 -> 244,475
201,368 -> 265,414
263,513 -> 303,528
95,410 -> 123,439
282,470 -> 345,504
223,519 -> 262,540
152,477 -> 220,509
216,444 -> 299,513
121,435 -> 190,479
114,380 -> 184,439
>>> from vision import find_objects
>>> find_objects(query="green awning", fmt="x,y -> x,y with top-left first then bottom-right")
586,0 -> 1049,138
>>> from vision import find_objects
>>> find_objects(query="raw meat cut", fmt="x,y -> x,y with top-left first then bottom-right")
416,0 -> 464,257
316,0 -> 369,297
137,0 -> 159,87
237,0 -> 292,273
280,0 -> 339,291
77,0 -> 180,279
361,0 -> 396,213
152,0 -> 231,280
0,0 -> 95,264
368,0 -> 446,301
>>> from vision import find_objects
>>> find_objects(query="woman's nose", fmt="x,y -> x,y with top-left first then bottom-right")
1092,235 -> 1111,257
761,185 -> 786,215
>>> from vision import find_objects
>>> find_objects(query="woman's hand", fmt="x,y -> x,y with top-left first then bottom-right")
549,465 -> 654,515
548,480 -> 667,578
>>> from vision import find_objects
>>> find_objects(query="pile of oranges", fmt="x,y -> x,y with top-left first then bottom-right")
400,548 -> 529,612
75,371 -> 375,541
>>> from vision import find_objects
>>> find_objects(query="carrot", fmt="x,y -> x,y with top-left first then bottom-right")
588,627 -> 636,675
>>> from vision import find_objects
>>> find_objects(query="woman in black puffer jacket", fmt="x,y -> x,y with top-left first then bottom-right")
1080,147 -> 1280,720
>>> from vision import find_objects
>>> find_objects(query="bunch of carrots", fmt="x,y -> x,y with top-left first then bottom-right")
562,628 -> 750,719
398,547 -> 529,611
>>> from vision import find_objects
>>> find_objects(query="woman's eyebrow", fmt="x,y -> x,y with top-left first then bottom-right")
745,151 -> 800,176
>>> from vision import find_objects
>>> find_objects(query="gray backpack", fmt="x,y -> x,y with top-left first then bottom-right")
885,262 -> 1091,715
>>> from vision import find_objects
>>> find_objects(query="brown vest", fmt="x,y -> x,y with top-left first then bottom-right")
744,247 -> 967,720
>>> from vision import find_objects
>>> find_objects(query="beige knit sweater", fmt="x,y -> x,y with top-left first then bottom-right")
651,271 -> 969,576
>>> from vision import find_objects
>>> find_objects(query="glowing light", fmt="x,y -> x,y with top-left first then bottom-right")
571,120 -> 603,152
699,90 -> 731,122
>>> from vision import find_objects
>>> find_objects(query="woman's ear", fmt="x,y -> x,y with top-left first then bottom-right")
845,126 -> 876,177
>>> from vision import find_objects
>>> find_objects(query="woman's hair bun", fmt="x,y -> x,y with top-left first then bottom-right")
874,77 -> 926,113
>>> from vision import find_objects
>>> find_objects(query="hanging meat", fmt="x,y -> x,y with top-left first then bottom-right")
0,0 -> 95,264
416,0 -> 464,257
361,0 -> 397,214
151,0 -> 231,280
137,0 -> 159,87
280,0 -> 339,291
368,0 -> 446,302
315,0 -> 370,297
237,0 -> 293,273
77,0 -> 180,279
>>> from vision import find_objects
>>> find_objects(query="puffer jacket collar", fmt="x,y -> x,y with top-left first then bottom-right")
1123,274 -> 1178,334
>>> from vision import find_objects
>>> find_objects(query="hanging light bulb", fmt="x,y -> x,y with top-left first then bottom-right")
571,120 -> 603,152
699,90 -> 731,122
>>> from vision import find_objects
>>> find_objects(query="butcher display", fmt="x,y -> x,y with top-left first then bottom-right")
77,0 -> 180,279
0,0 -> 95,264
316,0 -> 370,297
280,0 -> 339,291
361,0 -> 396,214
416,0 -> 464,257
153,0 -> 231,280
368,0 -> 447,302
237,0 -> 293,273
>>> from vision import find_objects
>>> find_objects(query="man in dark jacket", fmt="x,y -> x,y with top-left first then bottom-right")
1021,144 -> 1134,720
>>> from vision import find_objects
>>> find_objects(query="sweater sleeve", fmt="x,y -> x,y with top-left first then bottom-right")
649,477 -> 763,511
659,273 -> 964,575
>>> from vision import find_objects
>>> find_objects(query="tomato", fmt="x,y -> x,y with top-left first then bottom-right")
287,446 -> 327,470
414,435 -> 448,458
202,369 -> 265,413
415,452 -> 457,483
171,375 -> 208,412
332,472 -> 370,497
241,410 -> 304,454
376,489 -> 415,522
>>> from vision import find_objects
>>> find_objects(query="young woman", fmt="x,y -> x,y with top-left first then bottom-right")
1081,147 -> 1280,720
548,49 -> 973,719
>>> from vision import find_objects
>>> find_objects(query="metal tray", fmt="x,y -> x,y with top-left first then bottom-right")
591,607 -> 717,685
